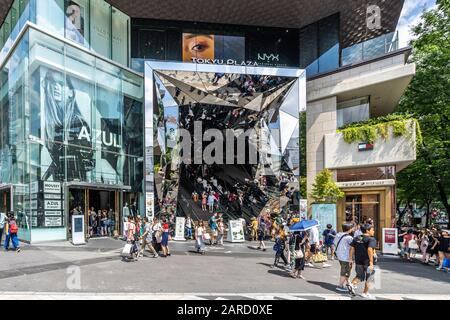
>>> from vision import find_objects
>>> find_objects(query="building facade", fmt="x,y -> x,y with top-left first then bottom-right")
0,0 -> 415,244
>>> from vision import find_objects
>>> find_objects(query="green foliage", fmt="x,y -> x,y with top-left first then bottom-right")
299,177 -> 307,199
337,114 -> 422,145
310,169 -> 344,204
396,0 -> 450,226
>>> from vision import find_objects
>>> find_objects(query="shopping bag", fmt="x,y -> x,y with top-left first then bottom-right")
122,243 -> 133,256
312,252 -> 328,263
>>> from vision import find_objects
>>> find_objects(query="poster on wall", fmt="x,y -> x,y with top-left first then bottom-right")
45,216 -> 63,227
37,66 -> 127,185
173,217 -> 186,241
65,0 -> 86,45
145,192 -> 154,220
226,220 -> 245,243
182,33 -> 245,63
311,204 -> 337,241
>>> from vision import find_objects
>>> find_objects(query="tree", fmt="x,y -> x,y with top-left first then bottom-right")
310,169 -> 344,204
397,0 -> 450,228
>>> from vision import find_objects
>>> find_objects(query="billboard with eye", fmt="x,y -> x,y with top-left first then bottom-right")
182,33 -> 245,63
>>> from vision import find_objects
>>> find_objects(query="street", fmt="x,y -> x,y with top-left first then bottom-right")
0,238 -> 449,300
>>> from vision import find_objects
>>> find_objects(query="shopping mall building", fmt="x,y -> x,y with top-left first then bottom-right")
0,0 -> 416,243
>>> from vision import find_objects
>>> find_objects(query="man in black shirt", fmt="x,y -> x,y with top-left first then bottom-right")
348,224 -> 377,299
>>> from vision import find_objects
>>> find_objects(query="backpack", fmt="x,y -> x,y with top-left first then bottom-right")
10,222 -> 18,234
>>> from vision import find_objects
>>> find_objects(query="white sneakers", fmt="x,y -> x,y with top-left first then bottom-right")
361,293 -> 376,300
322,263 -> 332,268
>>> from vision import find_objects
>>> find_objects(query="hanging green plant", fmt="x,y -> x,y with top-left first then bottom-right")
337,114 -> 422,145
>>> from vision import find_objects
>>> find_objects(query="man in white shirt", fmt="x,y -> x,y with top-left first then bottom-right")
306,224 -> 331,268
334,222 -> 355,292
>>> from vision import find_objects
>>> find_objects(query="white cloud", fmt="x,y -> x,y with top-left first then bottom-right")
396,0 -> 437,47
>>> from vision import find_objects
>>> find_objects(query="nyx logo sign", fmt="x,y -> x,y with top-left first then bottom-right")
257,53 -> 280,62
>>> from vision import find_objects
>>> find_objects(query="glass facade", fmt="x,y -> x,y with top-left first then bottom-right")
0,0 -> 131,67
0,27 -> 143,242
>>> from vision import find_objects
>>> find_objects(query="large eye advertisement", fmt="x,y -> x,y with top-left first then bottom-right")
182,33 -> 245,63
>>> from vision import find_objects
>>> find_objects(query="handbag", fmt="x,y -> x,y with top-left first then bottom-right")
294,250 -> 304,259
408,239 -> 419,250
121,243 -> 133,256
203,233 -> 211,241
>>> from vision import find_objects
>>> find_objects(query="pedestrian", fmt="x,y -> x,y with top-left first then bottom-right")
217,218 -> 225,246
257,216 -> 267,251
0,210 -> 6,246
161,219 -> 171,257
152,218 -> 162,253
436,229 -> 450,271
185,215 -> 193,239
101,211 -> 108,236
207,193 -> 215,212
418,229 -> 429,263
4,212 -> 20,252
208,213 -> 218,245
403,229 -> 418,262
289,231 -> 306,279
323,224 -> 337,260
127,216 -> 136,242
201,193 -> 207,211
195,221 -> 206,254
334,222 -> 355,292
425,229 -> 439,265
139,217 -> 159,258
250,217 -> 258,241
271,229 -> 288,268
347,224 -> 377,299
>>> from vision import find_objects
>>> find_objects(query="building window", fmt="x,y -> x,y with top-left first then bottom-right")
337,166 -> 396,182
337,97 -> 370,128
300,14 -> 340,77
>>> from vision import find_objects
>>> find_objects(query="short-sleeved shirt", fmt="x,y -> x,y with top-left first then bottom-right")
334,232 -> 353,262
144,223 -> 153,242
351,235 -> 377,265
323,229 -> 337,245
309,226 -> 319,245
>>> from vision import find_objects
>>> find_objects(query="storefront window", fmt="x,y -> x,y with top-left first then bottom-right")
337,166 -> 396,182
90,0 -> 111,59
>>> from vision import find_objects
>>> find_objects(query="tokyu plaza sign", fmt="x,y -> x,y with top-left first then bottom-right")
337,179 -> 396,188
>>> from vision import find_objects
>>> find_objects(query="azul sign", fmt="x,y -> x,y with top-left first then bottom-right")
78,127 -> 122,148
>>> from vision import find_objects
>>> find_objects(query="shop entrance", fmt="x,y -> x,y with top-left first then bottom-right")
0,185 -> 12,214
67,186 -> 123,240
345,193 -> 381,241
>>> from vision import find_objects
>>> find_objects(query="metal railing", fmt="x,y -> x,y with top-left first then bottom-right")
341,31 -> 399,67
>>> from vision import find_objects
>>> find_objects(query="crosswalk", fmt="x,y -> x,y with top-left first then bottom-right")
1,292 -> 450,300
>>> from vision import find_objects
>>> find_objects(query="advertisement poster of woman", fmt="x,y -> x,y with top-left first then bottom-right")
65,0 -> 85,45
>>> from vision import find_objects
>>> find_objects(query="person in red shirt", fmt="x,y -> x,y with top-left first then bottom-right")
403,229 -> 418,261
161,221 -> 171,257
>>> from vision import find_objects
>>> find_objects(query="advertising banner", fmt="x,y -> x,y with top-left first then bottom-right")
311,204 -> 337,241
382,228 -> 398,255
44,200 -> 62,210
226,220 -> 245,243
299,199 -> 308,220
44,182 -> 61,194
45,216 -> 62,227
173,217 -> 186,241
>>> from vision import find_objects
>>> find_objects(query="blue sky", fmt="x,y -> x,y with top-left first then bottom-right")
396,0 -> 437,47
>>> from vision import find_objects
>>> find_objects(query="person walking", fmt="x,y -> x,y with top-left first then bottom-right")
217,218 -> 225,246
347,224 -> 377,299
185,215 -> 193,240
289,231 -> 306,279
250,217 -> 258,241
195,221 -> 207,254
436,229 -> 450,271
201,193 -> 207,211
334,222 -> 355,292
152,218 -> 162,253
208,213 -> 218,245
139,217 -> 159,258
207,193 -> 215,213
4,213 -> 20,252
403,229 -> 418,262
271,230 -> 288,268
257,216 -> 267,251
0,210 -> 6,246
323,224 -> 337,260
161,220 -> 171,257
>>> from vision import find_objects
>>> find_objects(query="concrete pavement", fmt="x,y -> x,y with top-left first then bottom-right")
0,238 -> 449,299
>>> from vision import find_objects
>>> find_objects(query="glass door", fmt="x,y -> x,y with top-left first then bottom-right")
68,188 -> 87,239
345,194 -> 380,233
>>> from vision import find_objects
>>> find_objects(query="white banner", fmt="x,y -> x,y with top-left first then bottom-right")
30,181 -> 39,194
45,217 -> 62,227
173,217 -> 186,241
44,182 -> 61,194
382,228 -> 398,255
45,200 -> 62,210
45,194 -> 62,200
226,220 -> 245,243
45,211 -> 62,217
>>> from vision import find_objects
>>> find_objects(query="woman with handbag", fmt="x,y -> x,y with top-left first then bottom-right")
195,221 -> 206,254
403,229 -> 418,262
290,231 -> 306,279
160,220 -> 171,257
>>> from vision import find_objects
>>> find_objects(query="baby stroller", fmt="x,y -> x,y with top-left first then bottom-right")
121,239 -> 139,262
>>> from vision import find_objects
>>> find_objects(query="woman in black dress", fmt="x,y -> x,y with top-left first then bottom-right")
436,230 -> 450,270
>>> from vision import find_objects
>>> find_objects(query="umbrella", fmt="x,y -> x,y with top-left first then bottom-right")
288,219 -> 320,232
